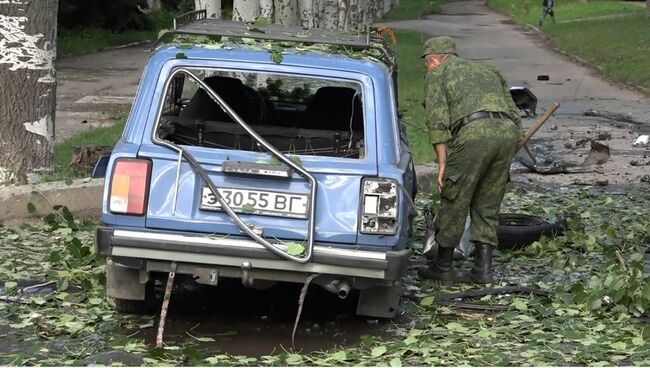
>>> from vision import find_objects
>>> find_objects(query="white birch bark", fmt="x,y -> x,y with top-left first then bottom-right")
260,0 -> 274,20
298,0 -> 315,28
383,0 -> 392,16
274,0 -> 298,25
319,0 -> 339,29
233,0 -> 260,22
147,0 -> 162,10
338,0 -> 348,30
195,0 -> 222,18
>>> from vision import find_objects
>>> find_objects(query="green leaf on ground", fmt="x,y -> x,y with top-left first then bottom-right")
27,202 -> 36,213
286,242 -> 305,256
371,346 -> 387,358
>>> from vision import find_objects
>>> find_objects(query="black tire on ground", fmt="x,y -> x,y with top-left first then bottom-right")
114,282 -> 158,315
497,213 -> 565,250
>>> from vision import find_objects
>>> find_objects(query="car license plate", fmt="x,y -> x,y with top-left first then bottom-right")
200,186 -> 309,219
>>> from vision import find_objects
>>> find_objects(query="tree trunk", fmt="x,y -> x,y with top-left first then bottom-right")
0,0 -> 57,185
148,0 -> 162,10
260,0 -> 274,20
319,0 -> 339,29
298,0 -> 315,28
647,0 -> 649,17
195,0 -> 222,18
274,0 -> 298,25
233,0 -> 260,21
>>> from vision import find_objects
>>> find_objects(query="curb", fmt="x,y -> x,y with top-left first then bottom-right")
0,178 -> 104,224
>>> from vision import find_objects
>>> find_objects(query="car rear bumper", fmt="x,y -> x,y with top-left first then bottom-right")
95,227 -> 410,282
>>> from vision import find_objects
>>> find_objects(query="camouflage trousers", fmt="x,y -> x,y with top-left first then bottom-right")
434,118 -> 520,248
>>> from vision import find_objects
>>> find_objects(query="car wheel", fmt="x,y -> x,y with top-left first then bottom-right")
114,282 -> 158,315
497,213 -> 565,250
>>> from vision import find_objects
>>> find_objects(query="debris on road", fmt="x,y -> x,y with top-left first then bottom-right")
581,141 -> 610,166
641,174 -> 650,183
633,135 -> 649,146
584,109 -> 645,125
517,141 -> 610,175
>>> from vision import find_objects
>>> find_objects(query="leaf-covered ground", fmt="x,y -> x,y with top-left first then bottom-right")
0,184 -> 648,365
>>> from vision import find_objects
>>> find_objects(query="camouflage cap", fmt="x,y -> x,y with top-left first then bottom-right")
421,36 -> 456,58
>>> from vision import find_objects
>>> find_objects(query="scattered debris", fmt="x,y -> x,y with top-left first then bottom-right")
630,160 -> 650,167
70,145 -> 112,168
581,141 -> 610,166
517,141 -> 609,175
595,180 -> 608,186
584,109 -> 645,125
633,135 -> 649,146
550,124 -> 558,131
537,75 -> 550,81
595,131 -> 611,141
641,175 -> 650,183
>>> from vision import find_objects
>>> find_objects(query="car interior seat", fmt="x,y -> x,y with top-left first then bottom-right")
179,76 -> 266,125
299,86 -> 363,131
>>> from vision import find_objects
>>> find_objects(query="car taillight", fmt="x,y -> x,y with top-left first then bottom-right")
109,158 -> 151,216
359,178 -> 398,235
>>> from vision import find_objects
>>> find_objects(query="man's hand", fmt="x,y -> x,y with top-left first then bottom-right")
434,143 -> 447,194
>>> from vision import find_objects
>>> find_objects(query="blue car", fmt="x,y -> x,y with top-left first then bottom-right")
94,13 -> 416,318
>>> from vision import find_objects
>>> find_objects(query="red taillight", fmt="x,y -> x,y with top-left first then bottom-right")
109,159 -> 151,216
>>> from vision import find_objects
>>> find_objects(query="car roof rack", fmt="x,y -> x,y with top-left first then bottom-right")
155,10 -> 395,68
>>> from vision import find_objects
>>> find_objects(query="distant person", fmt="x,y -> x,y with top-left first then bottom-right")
539,0 -> 556,26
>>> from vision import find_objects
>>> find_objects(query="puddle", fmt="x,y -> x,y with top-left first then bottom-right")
134,279 -> 388,355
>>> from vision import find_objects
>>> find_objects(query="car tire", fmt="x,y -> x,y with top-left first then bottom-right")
114,282 -> 158,315
497,213 -> 564,250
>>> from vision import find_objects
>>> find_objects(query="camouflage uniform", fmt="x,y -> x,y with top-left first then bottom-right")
425,51 -> 521,250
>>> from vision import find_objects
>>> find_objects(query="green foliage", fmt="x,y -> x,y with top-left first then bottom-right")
393,31 -> 434,164
1,186 -> 648,365
58,0 -> 153,32
41,117 -> 126,183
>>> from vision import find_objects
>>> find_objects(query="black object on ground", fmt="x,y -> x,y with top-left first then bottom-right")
537,75 -> 550,81
497,213 -> 565,250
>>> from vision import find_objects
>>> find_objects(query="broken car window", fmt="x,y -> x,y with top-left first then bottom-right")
157,69 -> 365,159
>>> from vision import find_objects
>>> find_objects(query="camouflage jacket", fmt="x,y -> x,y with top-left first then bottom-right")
425,56 -> 522,145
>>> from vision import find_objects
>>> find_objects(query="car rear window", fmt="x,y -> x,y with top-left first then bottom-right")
156,68 -> 365,159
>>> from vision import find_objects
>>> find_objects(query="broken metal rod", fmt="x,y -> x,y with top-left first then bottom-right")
156,262 -> 177,348
517,101 -> 560,151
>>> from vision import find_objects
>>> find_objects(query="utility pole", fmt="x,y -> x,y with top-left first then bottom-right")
0,0 -> 58,185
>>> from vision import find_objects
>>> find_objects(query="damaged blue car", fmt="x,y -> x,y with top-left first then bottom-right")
94,12 -> 417,318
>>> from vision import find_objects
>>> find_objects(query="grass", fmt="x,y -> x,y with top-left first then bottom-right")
394,30 -> 434,164
545,15 -> 650,90
41,119 -> 126,182
487,0 -> 643,25
487,0 -> 650,91
57,11 -> 175,58
383,0 -> 440,20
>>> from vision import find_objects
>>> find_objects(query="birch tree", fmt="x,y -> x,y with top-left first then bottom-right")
259,0 -> 274,20
274,0 -> 298,25
233,0 -> 260,21
195,0 -> 222,18
0,0 -> 57,185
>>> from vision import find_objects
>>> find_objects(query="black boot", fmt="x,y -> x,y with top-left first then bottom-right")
459,243 -> 493,284
418,247 -> 457,285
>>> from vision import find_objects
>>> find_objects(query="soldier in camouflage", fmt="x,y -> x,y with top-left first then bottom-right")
418,36 -> 522,285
